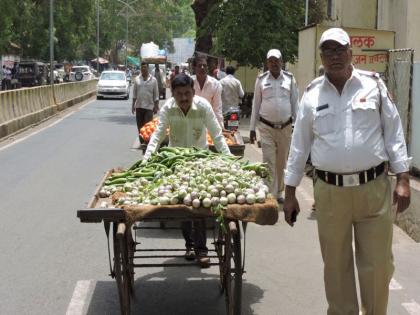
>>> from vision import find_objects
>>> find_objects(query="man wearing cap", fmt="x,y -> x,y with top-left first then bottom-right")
283,27 -> 411,315
250,49 -> 299,203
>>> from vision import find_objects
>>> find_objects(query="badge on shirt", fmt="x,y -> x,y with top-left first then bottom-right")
264,83 -> 272,87
316,104 -> 329,111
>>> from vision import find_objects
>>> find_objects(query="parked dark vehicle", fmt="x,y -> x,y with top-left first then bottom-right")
18,61 -> 48,87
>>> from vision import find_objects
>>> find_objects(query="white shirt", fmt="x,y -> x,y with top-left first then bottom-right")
284,68 -> 410,187
192,75 -> 223,127
132,74 -> 159,110
250,70 -> 299,130
220,74 -> 245,112
143,95 -> 231,160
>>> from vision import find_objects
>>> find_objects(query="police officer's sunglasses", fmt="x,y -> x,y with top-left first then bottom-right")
321,45 -> 349,57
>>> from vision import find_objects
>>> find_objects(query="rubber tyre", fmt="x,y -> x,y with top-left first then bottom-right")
75,72 -> 83,81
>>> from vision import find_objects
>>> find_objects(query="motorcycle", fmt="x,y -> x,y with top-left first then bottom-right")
223,106 -> 241,131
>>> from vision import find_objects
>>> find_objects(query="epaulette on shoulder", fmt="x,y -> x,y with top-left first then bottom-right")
305,76 -> 323,92
357,69 -> 380,80
283,70 -> 293,77
257,71 -> 269,79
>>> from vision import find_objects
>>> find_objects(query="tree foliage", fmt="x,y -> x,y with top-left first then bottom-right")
199,0 -> 325,67
0,0 -> 195,63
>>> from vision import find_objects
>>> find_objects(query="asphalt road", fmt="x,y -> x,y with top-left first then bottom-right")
0,92 -> 419,315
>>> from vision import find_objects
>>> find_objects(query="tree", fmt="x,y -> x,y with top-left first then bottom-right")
191,0 -> 218,53
197,0 -> 326,67
0,0 -> 196,63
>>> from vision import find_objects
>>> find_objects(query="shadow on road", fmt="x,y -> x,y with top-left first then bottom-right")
133,220 -> 219,240
100,115 -> 135,126
86,258 -> 264,315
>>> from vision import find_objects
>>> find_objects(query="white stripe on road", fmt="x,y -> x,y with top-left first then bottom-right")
66,280 -> 94,315
389,278 -> 403,290
0,99 -> 94,152
402,300 -> 420,315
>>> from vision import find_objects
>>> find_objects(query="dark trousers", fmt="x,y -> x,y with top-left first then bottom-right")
135,108 -> 153,142
181,219 -> 208,256
1,79 -> 8,91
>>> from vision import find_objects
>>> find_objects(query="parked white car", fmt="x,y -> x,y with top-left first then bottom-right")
70,65 -> 95,81
96,70 -> 130,100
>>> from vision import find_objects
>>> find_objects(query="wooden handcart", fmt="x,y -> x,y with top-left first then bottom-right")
77,172 -> 278,315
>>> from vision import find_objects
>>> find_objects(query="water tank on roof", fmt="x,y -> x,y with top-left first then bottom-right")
140,42 -> 159,58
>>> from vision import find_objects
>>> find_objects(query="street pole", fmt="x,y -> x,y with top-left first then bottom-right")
125,6 -> 128,68
305,0 -> 309,26
97,0 -> 100,74
49,0 -> 54,86
116,0 -> 138,68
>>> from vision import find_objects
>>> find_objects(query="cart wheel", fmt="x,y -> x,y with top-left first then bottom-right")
126,226 -> 135,295
216,225 -> 226,293
113,223 -> 132,315
224,221 -> 242,315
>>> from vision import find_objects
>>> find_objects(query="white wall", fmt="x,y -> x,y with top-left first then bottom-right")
410,62 -> 420,170
167,38 -> 195,65
377,0 -> 420,61
324,0 -> 377,28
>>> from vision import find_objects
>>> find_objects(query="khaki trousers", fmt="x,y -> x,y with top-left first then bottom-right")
258,122 -> 292,198
314,173 -> 394,315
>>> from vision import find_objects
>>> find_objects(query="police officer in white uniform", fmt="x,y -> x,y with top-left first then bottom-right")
250,49 -> 299,203
284,28 -> 411,315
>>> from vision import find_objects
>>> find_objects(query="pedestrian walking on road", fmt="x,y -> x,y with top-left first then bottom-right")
283,28 -> 411,315
143,74 -> 231,268
169,65 -> 180,86
249,49 -> 299,203
191,55 -> 224,128
132,62 -> 159,143
153,63 -> 166,99
2,65 -> 12,91
220,65 -> 245,113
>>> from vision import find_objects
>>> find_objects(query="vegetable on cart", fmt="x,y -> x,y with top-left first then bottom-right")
139,119 -> 245,156
77,147 -> 279,315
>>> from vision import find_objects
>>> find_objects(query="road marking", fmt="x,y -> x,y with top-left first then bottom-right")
66,280 -> 94,315
402,300 -> 420,315
0,99 -> 94,152
389,277 -> 403,290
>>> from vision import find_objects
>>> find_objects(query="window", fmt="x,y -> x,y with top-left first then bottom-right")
101,73 -> 125,80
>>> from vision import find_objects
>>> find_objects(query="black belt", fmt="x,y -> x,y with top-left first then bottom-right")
259,117 -> 292,129
316,162 -> 386,187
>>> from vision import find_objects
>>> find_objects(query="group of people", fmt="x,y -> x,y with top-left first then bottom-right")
132,57 -> 245,144
133,27 -> 411,314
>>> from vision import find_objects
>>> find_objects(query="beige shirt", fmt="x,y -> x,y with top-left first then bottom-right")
144,96 -> 231,160
250,70 -> 299,130
192,75 -> 223,127
220,74 -> 245,111
133,74 -> 159,110
285,68 -> 410,187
